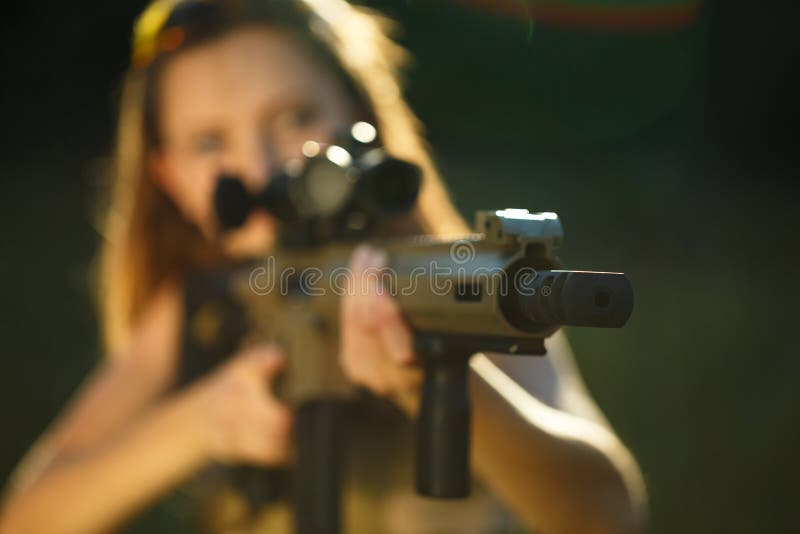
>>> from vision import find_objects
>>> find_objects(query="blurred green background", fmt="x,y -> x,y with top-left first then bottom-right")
1,1 -> 797,532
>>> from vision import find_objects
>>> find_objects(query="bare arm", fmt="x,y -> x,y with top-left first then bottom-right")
471,332 -> 647,533
0,282 -> 189,533
0,384 -> 210,534
0,280 -> 292,534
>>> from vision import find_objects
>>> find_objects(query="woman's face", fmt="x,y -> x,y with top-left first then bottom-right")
151,25 -> 358,256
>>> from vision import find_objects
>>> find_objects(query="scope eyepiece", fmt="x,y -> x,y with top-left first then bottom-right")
214,175 -> 253,231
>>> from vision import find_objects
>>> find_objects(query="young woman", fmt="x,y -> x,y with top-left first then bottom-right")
0,1 -> 646,532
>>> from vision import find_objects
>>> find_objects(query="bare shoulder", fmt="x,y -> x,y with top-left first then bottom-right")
479,331 -> 610,427
121,277 -> 186,381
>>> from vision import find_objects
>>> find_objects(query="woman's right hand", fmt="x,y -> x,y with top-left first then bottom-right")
192,345 -> 293,466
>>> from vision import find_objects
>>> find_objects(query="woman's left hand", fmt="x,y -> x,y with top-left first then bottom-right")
339,244 -> 422,416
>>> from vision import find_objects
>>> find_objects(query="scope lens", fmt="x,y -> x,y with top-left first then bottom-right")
301,158 -> 354,217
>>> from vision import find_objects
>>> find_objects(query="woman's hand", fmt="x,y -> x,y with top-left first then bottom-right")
191,345 -> 294,466
340,245 -> 423,416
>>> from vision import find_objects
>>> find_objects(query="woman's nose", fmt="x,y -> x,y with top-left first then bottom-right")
228,135 -> 276,191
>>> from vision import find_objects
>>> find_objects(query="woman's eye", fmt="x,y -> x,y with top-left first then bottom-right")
277,104 -> 320,131
193,133 -> 223,154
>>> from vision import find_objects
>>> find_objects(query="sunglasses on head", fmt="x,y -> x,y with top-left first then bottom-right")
131,0 -> 313,69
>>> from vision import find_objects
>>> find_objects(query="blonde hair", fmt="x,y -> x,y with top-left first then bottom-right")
97,0 -> 467,354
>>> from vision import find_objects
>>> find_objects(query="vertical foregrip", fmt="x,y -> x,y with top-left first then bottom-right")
416,354 -> 471,498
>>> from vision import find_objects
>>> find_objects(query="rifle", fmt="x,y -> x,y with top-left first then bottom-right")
179,122 -> 633,533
